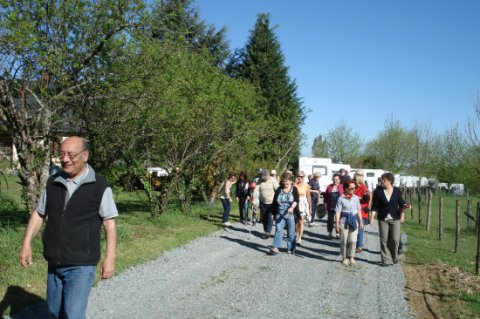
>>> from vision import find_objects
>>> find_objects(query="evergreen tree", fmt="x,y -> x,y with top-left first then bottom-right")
149,0 -> 230,66
238,13 -> 305,171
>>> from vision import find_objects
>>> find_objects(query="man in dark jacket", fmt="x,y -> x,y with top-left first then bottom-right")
19,136 -> 118,319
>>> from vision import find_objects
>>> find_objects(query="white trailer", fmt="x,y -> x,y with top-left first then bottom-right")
360,169 -> 386,190
298,157 -> 332,192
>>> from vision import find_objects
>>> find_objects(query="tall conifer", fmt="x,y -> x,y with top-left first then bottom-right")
238,14 -> 304,170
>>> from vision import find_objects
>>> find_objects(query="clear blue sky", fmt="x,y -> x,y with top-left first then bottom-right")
196,0 -> 480,155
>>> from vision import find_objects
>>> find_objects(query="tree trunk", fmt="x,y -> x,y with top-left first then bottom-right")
15,138 -> 51,213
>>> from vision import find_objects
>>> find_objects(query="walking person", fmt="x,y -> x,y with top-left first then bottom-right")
250,179 -> 259,226
323,174 -> 344,239
220,171 -> 237,227
371,172 -> 411,266
235,172 -> 250,224
258,169 -> 279,239
353,170 -> 372,253
270,171 -> 299,255
308,172 -> 321,225
339,168 -> 351,185
19,136 -> 118,319
335,180 -> 364,266
294,171 -> 311,245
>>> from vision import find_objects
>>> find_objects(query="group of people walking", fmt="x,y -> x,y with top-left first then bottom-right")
220,168 -> 410,267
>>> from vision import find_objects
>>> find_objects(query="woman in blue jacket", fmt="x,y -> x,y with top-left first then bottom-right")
371,172 -> 410,266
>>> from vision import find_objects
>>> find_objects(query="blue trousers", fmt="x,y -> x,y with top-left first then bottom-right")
221,198 -> 231,223
47,264 -> 96,319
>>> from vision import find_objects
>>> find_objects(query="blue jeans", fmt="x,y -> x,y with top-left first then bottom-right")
357,217 -> 369,248
238,198 -> 249,223
273,213 -> 296,252
310,195 -> 319,222
221,198 -> 231,223
259,203 -> 274,234
47,264 -> 96,319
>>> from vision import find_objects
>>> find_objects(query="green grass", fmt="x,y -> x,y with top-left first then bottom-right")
402,193 -> 480,317
402,194 -> 479,273
0,176 -> 225,317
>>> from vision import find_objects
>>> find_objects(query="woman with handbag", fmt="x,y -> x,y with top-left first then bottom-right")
269,171 -> 299,255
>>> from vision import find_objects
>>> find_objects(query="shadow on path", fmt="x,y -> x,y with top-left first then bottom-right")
0,285 -> 49,319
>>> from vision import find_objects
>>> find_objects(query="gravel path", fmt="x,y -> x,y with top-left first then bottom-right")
84,219 -> 415,319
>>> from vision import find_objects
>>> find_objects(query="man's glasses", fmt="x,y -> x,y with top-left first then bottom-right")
58,150 -> 85,160
297,176 -> 304,178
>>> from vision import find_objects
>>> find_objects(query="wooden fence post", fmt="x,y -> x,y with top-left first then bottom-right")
467,200 -> 472,229
409,190 -> 414,220
418,188 -> 422,224
477,201 -> 480,235
426,189 -> 432,231
476,201 -> 480,275
439,196 -> 444,241
455,200 -> 460,253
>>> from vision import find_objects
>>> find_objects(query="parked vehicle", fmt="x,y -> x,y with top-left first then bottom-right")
298,157 -> 332,192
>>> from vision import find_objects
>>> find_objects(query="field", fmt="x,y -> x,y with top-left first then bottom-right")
0,174 -> 223,316
401,190 -> 480,318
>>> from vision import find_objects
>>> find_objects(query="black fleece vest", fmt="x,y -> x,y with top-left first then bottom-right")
43,173 -> 108,265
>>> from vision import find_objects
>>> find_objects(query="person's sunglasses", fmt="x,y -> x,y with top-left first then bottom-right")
297,176 -> 304,178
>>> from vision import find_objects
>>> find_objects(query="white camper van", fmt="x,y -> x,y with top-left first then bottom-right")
361,169 -> 386,190
298,157 -> 332,192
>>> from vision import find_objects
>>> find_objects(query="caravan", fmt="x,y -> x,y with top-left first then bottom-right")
298,157 -> 332,192
361,169 -> 386,190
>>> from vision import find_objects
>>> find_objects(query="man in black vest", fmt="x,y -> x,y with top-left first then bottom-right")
19,136 -> 118,319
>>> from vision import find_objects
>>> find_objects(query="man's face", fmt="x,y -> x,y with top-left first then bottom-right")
333,176 -> 340,184
58,138 -> 88,178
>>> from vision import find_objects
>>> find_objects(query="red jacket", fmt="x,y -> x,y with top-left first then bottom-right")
323,183 -> 344,211
354,183 -> 370,219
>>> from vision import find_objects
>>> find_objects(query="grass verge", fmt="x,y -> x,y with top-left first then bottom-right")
402,193 -> 480,318
0,184 -> 225,317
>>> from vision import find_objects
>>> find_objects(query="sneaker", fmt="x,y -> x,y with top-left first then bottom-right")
296,238 -> 302,245
328,232 -> 334,239
341,259 -> 350,266
269,247 -> 279,255
356,247 -> 363,253
223,222 -> 231,227
309,222 -> 317,226
262,233 -> 270,239
336,233 -> 340,239
349,258 -> 356,266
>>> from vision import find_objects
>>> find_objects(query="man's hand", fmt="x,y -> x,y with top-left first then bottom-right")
19,210 -> 45,268
19,245 -> 33,268
100,257 -> 115,279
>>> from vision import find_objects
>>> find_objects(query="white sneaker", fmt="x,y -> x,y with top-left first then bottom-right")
223,222 -> 231,227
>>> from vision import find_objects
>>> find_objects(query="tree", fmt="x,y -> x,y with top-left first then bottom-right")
435,125 -> 466,184
410,121 -> 437,177
86,39 -> 262,215
325,121 -> 363,164
235,13 -> 305,172
366,117 -> 414,173
464,93 -> 480,183
0,0 -> 144,211
311,134 -> 329,158
148,0 -> 230,67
